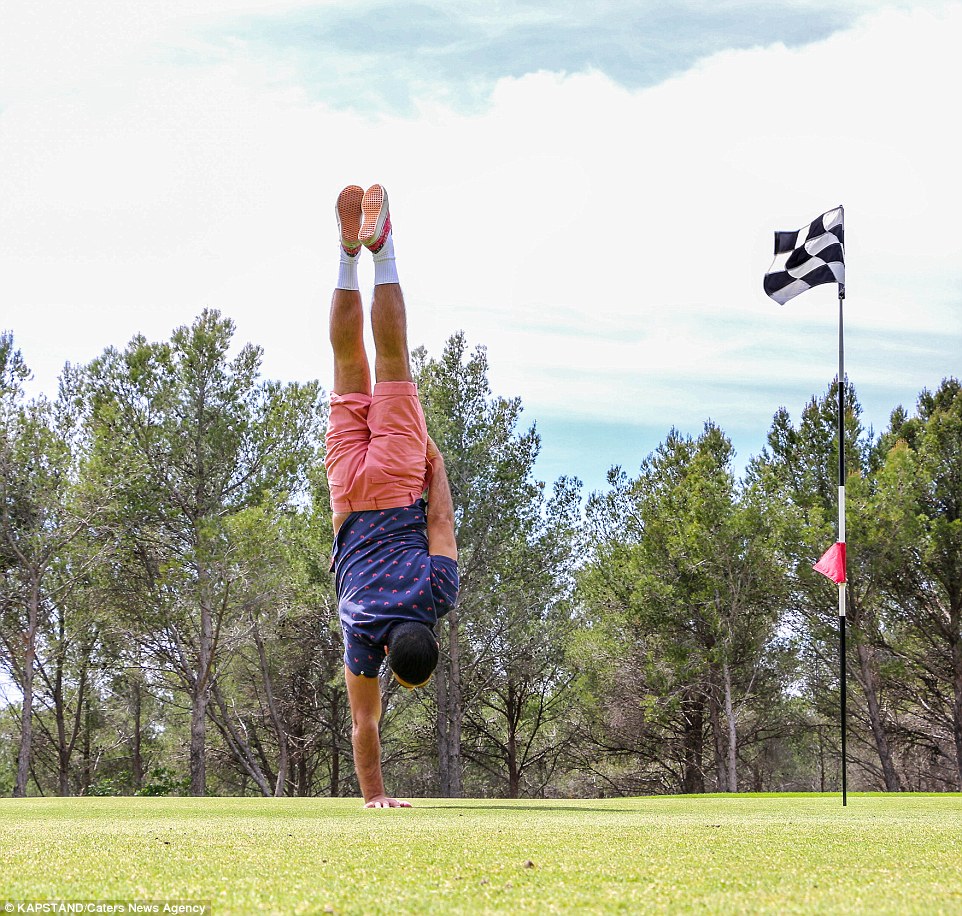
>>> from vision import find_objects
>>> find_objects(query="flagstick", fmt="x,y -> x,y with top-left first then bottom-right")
838,285 -> 847,807
764,205 -> 847,802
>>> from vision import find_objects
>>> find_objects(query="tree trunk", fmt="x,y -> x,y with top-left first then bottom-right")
55,647 -> 88,797
448,610 -> 463,797
722,661 -> 738,793
951,638 -> 962,790
506,679 -> 519,799
855,640 -> 901,791
251,615 -> 288,797
296,748 -> 309,797
708,669 -> 728,792
328,693 -> 340,797
132,680 -> 144,790
288,681 -> 309,797
190,576 -> 214,797
681,689 -> 705,794
330,730 -> 339,798
208,680 -> 272,796
56,661 -> 69,796
189,679 -> 208,796
436,609 -> 463,797
14,577 -> 39,798
81,700 -> 92,793
436,641 -> 450,794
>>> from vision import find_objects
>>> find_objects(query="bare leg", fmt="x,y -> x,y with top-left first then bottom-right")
330,288 -> 371,395
371,283 -> 412,383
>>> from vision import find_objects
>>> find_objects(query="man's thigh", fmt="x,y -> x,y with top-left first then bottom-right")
365,381 -> 428,491
325,392 -> 372,495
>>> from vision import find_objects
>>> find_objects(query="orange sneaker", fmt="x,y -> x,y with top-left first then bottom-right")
359,184 -> 392,253
336,185 -> 364,257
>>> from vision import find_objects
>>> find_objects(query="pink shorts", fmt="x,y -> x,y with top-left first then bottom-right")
325,381 -> 428,514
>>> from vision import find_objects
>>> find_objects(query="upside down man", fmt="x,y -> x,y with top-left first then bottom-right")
325,184 -> 460,808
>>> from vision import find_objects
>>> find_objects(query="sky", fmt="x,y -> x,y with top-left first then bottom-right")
1,0 -> 960,496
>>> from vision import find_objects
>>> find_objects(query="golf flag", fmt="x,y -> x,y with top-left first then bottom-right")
814,541 -> 846,584
766,206 -> 850,804
764,206 -> 845,305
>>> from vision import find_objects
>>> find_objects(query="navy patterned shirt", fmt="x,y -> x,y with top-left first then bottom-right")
331,499 -> 460,678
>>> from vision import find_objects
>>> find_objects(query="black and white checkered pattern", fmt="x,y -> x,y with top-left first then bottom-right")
764,206 -> 845,305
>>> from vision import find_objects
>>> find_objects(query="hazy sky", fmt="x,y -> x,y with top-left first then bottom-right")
2,0 -> 960,493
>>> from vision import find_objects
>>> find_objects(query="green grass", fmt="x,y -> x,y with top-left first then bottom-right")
2,794 -> 962,914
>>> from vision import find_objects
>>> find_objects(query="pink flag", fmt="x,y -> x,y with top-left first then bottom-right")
814,542 -> 846,584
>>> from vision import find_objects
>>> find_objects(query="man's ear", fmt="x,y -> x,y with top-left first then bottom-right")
384,645 -> 389,654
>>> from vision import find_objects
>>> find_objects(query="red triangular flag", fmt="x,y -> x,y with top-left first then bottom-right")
813,542 -> 846,584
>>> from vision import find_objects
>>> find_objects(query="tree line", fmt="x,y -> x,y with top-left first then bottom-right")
2,311 -> 961,798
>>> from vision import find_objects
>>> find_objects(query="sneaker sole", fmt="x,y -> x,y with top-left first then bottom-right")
336,185 -> 364,251
359,184 -> 390,250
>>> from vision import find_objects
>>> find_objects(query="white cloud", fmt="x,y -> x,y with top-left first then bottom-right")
1,1 -> 960,491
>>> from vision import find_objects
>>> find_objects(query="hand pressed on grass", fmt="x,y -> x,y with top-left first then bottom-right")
364,795 -> 413,809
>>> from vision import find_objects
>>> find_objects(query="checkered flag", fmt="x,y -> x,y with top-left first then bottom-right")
764,206 -> 845,305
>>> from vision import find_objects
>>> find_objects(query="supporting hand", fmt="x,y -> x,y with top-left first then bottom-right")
364,795 -> 413,809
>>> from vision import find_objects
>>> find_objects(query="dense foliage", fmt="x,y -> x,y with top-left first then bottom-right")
2,315 -> 960,797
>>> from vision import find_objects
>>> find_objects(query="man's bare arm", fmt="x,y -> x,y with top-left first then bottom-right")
425,437 -> 458,561
344,666 -> 411,808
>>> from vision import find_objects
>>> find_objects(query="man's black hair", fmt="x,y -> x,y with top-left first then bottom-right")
387,621 -> 439,687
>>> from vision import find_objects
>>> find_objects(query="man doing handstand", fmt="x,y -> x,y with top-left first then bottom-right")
326,184 -> 460,808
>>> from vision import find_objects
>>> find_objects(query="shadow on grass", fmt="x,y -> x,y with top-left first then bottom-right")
415,804 -> 627,813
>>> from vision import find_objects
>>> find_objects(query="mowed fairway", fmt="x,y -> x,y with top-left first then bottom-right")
2,794 -> 962,914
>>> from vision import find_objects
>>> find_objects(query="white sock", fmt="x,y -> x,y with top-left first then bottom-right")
336,246 -> 360,291
372,233 -> 399,286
